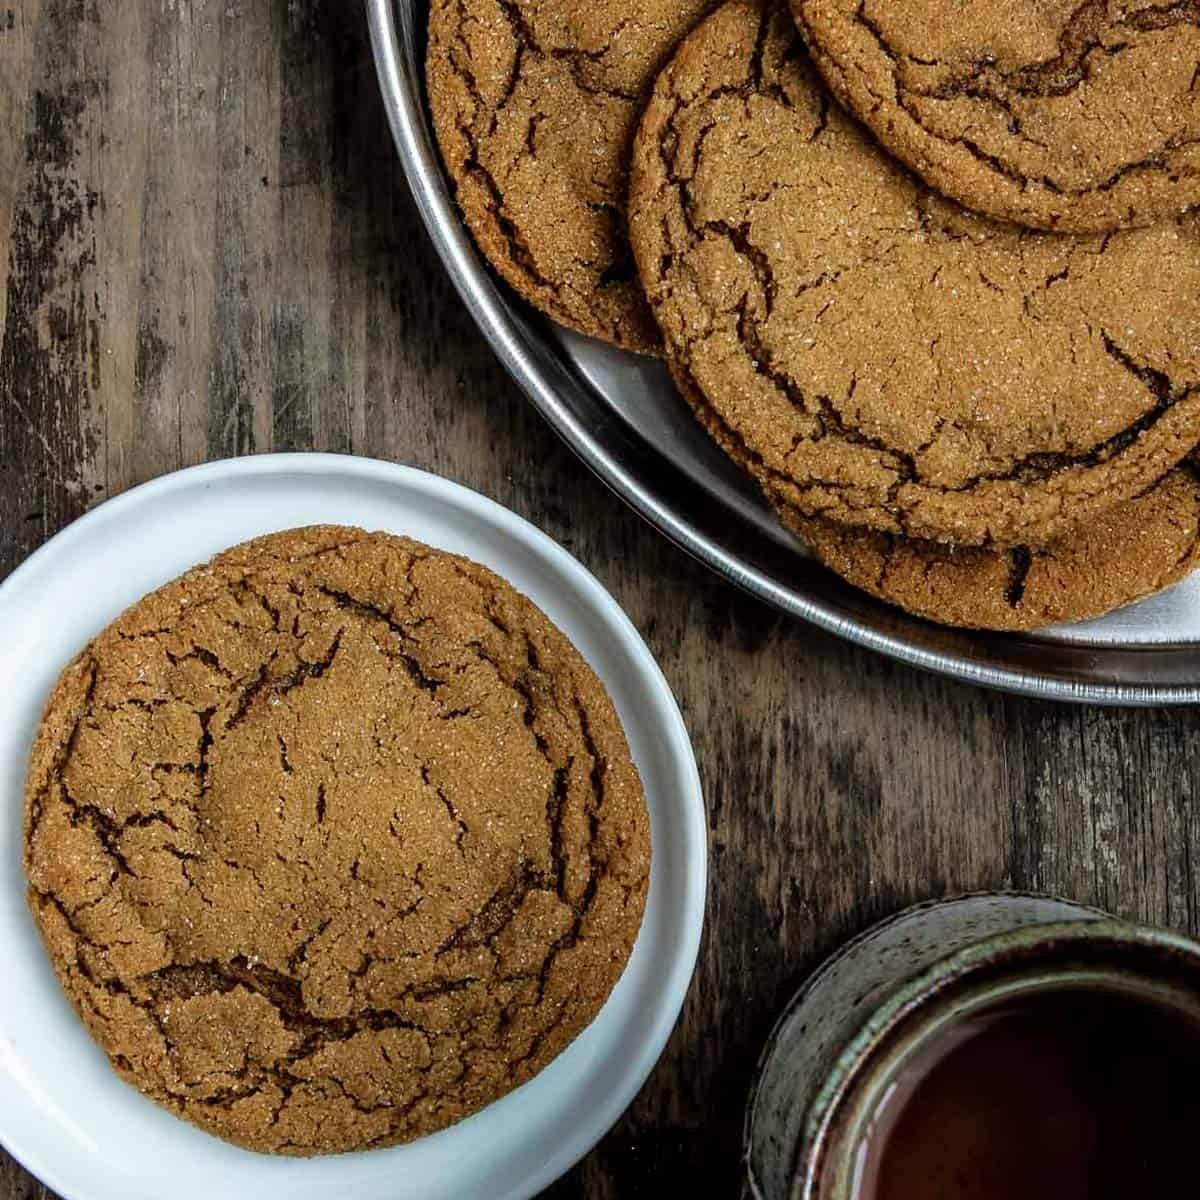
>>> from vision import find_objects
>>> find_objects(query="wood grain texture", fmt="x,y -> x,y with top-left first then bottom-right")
1,3 -> 1198,1197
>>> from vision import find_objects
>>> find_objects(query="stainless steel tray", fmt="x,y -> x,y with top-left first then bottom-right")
366,0 -> 1200,705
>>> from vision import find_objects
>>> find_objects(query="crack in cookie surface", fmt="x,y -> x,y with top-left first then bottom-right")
628,0 -> 1200,547
670,358 -> 1200,627
23,526 -> 650,1155
785,461 -> 1200,630
794,0 -> 1200,230
426,0 -> 721,352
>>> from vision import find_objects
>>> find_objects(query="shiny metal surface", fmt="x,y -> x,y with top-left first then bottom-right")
365,0 -> 1200,704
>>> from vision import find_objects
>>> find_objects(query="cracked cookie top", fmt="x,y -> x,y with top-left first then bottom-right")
787,458 -> 1200,630
22,526 -> 650,1155
669,364 -> 1200,628
426,0 -> 718,353
629,0 -> 1200,547
793,0 -> 1200,233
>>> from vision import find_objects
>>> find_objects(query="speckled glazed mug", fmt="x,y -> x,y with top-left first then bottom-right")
744,893 -> 1200,1200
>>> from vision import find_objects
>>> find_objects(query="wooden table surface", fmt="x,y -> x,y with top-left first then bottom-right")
2,3 -> 1198,1197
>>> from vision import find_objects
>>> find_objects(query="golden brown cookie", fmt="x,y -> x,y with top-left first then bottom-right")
629,0 -> 1200,548
792,0 -> 1200,233
23,526 -> 650,1155
426,0 -> 719,353
786,463 -> 1200,631
669,362 -> 1200,629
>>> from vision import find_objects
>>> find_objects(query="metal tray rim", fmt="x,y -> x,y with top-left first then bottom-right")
365,0 -> 1200,707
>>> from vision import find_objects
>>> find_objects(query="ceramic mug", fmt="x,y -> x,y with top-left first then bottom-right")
744,892 -> 1200,1200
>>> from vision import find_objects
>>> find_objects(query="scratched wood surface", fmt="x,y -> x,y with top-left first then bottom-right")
1,3 -> 1198,1197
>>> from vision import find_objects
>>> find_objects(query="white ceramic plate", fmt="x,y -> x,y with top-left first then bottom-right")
0,454 -> 707,1200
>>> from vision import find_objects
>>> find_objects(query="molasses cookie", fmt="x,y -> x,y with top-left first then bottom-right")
792,0 -> 1200,233
629,0 -> 1200,548
427,0 -> 718,353
787,462 -> 1200,631
23,526 -> 650,1155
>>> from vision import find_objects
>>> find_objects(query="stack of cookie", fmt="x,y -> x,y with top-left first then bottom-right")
428,0 -> 1200,631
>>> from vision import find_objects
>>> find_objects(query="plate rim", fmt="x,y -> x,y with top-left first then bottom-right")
365,0 -> 1200,707
0,451 -> 708,1200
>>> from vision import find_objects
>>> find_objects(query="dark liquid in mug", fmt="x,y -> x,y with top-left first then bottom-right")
854,991 -> 1200,1200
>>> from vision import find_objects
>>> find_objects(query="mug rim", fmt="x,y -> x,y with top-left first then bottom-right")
742,891 -> 1104,1200
790,917 -> 1200,1200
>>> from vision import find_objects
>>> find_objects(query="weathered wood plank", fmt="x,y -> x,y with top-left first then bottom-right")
0,0 -> 101,568
0,0 -> 42,337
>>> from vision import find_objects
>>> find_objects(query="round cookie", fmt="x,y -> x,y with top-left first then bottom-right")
668,361 -> 1200,629
785,463 -> 1200,631
23,526 -> 650,1155
792,0 -> 1200,233
629,0 -> 1200,548
427,0 -> 719,353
